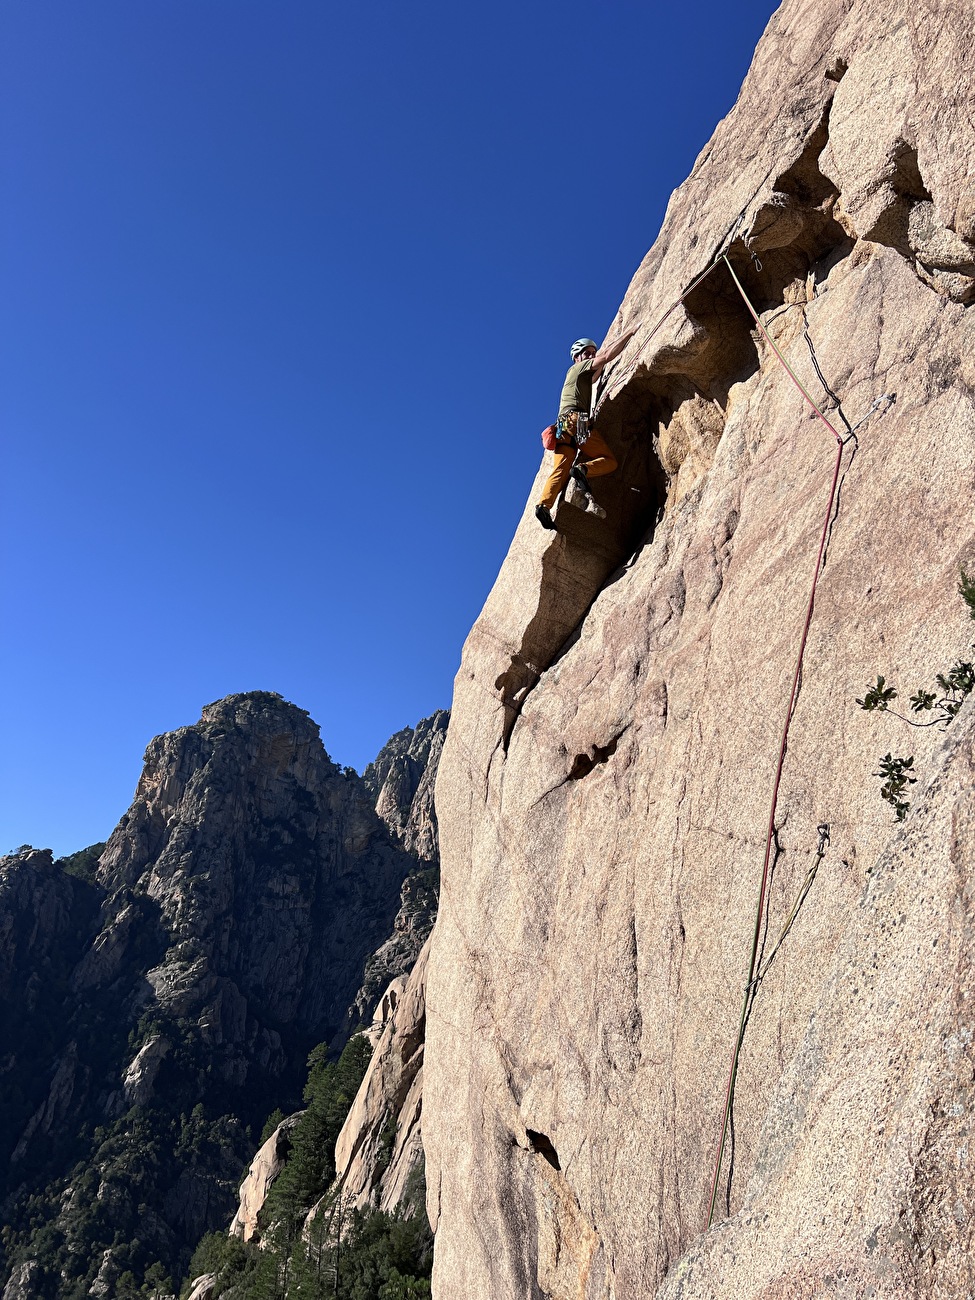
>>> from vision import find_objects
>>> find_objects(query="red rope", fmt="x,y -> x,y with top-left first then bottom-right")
705,256 -> 845,1228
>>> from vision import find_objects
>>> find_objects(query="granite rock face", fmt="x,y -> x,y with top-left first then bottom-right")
0,849 -> 81,1002
185,1275 -> 217,1300
219,715 -> 448,1249
332,940 -> 429,1218
0,849 -> 100,1174
347,869 -> 440,1038
425,2 -> 975,1295
0,1262 -> 38,1300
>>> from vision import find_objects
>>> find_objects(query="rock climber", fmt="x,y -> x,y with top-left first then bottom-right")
535,330 -> 636,530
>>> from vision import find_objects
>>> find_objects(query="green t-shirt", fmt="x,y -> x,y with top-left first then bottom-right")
558,358 -> 594,415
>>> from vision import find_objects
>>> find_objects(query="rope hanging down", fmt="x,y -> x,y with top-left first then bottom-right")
752,822 -> 830,989
592,254 -> 727,420
587,250 -> 897,1224
591,205 -> 759,419
569,237 -> 896,1229
703,255 -> 883,1229
602,247 -> 896,1227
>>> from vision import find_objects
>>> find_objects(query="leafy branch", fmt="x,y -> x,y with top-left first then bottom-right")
856,662 -> 974,728
959,565 -> 975,618
856,567 -> 975,822
873,752 -> 916,822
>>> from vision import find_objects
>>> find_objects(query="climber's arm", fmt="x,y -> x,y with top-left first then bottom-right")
591,327 -> 637,377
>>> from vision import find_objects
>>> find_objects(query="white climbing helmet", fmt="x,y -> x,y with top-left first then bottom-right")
570,338 -> 597,360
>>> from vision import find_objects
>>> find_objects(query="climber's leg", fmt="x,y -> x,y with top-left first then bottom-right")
538,442 -> 576,511
576,428 -> 617,479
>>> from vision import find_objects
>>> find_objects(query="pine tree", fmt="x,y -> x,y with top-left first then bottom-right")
266,1036 -> 372,1224
142,1261 -> 172,1299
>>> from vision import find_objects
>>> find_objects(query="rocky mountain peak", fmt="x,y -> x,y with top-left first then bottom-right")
198,689 -> 314,731
89,694 -> 416,1060
0,695 -> 444,1295
98,692 -> 340,897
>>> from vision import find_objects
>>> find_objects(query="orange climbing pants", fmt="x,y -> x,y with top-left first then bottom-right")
537,426 -> 618,511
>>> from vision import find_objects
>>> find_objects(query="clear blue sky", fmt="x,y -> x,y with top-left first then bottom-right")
1,0 -> 779,856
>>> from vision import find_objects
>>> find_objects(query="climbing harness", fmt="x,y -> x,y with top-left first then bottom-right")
555,409 -> 590,445
541,410 -> 593,452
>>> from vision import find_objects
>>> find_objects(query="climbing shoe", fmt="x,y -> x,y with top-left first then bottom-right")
535,504 -> 556,530
568,465 -> 605,517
